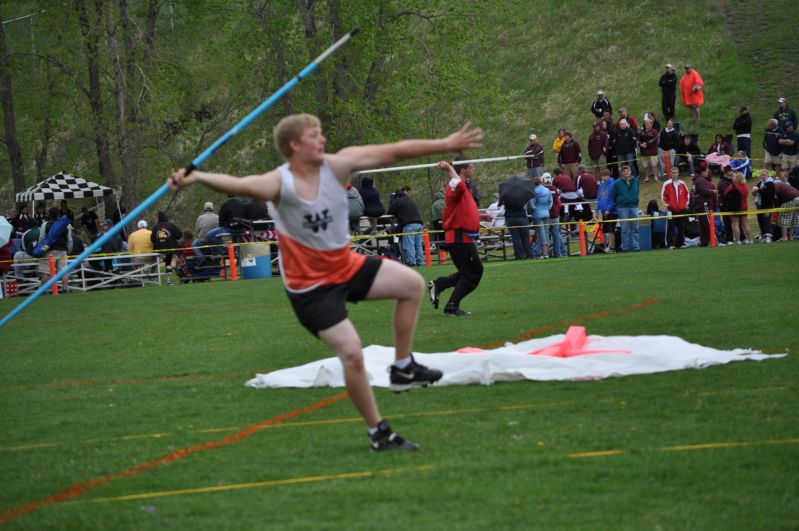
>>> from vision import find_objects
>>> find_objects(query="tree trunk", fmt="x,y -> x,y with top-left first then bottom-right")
75,0 -> 117,202
0,12 -> 27,202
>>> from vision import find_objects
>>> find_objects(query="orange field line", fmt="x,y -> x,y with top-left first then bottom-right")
482,296 -> 660,349
0,391 -> 349,526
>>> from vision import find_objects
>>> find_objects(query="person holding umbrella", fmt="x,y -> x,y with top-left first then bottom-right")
498,174 -> 536,260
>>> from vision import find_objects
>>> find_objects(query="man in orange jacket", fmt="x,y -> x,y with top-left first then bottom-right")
680,64 -> 704,121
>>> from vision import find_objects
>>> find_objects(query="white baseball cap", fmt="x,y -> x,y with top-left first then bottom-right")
204,201 -> 214,211
529,134 -> 537,141
137,220 -> 148,229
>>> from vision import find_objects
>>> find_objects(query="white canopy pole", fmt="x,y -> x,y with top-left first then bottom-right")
357,154 -> 534,175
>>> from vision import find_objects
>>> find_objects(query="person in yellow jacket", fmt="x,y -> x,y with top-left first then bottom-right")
127,220 -> 154,263
552,128 -> 567,155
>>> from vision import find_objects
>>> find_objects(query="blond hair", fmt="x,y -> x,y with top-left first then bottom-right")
733,172 -> 746,184
273,113 -> 321,159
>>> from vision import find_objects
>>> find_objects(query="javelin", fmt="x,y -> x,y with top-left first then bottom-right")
0,28 -> 360,329
357,154 -> 535,174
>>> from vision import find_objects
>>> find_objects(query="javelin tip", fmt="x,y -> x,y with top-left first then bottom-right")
350,27 -> 360,37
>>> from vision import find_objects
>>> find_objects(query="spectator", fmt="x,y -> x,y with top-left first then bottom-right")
689,166 -> 717,246
529,175 -> 553,259
535,173 -> 565,258
591,90 -> 612,119
80,206 -> 99,241
587,121 -> 609,176
614,119 -> 639,177
658,118 -> 680,179
763,119 -> 784,171
359,176 -> 385,227
774,179 -> 799,241
638,118 -> 660,183
752,169 -> 776,243
127,219 -> 154,261
725,172 -> 753,244
207,196 -> 245,252
500,180 -> 533,260
552,128 -> 567,155
680,64 -> 704,121
34,203 -> 47,227
594,169 -> 617,253
111,203 -> 128,240
465,168 -> 481,207
552,167 -> 581,225
97,218 -> 123,272
661,167 -> 690,249
557,131 -> 582,180
484,192 -> 505,228
774,97 -> 797,130
778,122 -> 798,171
10,204 -> 32,236
708,134 -> 733,156
730,151 -> 752,179
605,118 -> 619,178
733,106 -> 752,157
430,190 -> 445,228
243,199 -> 269,220
617,108 -> 639,132
151,211 -> 182,272
659,63 -> 678,120
676,135 -> 702,174
525,134 -> 545,178
193,201 -> 219,257
717,166 -> 736,245
644,111 -> 661,132
38,207 -> 73,292
59,199 -> 75,223
346,183 -> 364,233
612,165 -> 640,252
575,165 -> 597,222
429,158 -> 490,317
179,230 -> 197,260
387,186 -> 425,267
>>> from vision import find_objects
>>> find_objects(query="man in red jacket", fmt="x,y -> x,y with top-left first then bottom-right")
661,167 -> 690,249
428,156 -> 490,317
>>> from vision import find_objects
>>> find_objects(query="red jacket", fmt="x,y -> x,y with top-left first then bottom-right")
662,180 -> 690,212
443,178 -> 480,244
545,184 -> 561,218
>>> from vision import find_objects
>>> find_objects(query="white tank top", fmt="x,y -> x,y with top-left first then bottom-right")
268,161 -> 365,292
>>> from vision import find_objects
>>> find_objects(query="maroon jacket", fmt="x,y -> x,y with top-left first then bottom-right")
775,181 -> 799,205
638,128 -> 660,156
708,141 -> 733,155
587,127 -> 609,160
557,139 -> 582,164
544,184 -> 561,218
690,173 -> 717,212
576,172 -> 598,199
552,173 -> 577,194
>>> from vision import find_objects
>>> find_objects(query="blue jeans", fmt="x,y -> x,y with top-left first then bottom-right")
505,214 -> 532,259
206,226 -> 245,254
532,218 -> 566,257
401,223 -> 425,266
617,207 -> 640,251
617,152 -> 639,177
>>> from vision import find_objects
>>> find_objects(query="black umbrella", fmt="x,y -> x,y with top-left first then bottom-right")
499,175 -> 536,209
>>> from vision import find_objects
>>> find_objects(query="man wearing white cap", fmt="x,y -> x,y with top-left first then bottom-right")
774,97 -> 797,130
591,90 -> 612,119
659,64 -> 678,120
193,201 -> 219,257
524,134 -> 545,178
127,219 -> 153,263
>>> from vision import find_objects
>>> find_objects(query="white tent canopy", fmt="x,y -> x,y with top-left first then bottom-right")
15,171 -> 113,202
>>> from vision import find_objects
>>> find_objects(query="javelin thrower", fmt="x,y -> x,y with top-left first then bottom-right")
170,117 -> 483,451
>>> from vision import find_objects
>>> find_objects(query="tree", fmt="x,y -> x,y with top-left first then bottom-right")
0,9 -> 26,202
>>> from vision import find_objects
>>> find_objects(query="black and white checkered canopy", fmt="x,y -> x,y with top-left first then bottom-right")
15,172 -> 113,202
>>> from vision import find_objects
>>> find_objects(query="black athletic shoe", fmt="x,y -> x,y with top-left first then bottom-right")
428,280 -> 439,310
444,305 -> 471,317
389,356 -> 443,392
369,420 -> 419,451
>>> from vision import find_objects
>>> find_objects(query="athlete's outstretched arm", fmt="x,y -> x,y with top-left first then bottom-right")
168,168 -> 281,202
327,122 -> 483,181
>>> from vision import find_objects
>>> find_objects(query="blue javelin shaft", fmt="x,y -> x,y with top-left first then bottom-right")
0,28 -> 359,329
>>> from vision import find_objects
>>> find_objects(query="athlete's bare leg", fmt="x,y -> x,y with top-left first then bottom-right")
319,319 -> 380,427
365,259 -> 425,362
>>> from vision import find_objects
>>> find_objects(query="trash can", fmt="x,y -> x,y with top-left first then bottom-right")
240,242 -> 272,279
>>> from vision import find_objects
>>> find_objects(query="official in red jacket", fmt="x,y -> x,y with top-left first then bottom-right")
661,167 -> 690,248
428,157 -> 489,317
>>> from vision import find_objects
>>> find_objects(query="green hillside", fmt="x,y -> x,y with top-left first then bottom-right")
0,0 -> 796,225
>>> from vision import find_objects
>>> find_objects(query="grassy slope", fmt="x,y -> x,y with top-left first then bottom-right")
0,244 -> 797,528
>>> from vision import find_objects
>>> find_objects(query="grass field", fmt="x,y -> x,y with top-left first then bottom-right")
1,243 -> 797,529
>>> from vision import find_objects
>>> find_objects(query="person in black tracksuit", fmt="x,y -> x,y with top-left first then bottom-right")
659,64 -> 678,120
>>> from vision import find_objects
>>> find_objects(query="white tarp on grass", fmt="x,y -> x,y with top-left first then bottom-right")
245,334 -> 784,389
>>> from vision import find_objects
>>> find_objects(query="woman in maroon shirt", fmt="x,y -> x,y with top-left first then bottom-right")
725,172 -> 753,244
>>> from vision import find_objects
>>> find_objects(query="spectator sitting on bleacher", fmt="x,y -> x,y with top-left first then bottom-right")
11,205 -> 33,237
193,202 -> 218,258
708,134 -> 733,156
484,192 -> 505,228
127,220 -> 153,263
575,165 -> 597,222
346,183 -> 364,233
151,211 -> 182,272
206,196 -> 245,253
96,219 -> 122,272
676,135 -> 702,174
80,206 -> 99,241
34,203 -> 47,227
730,151 -> 752,179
